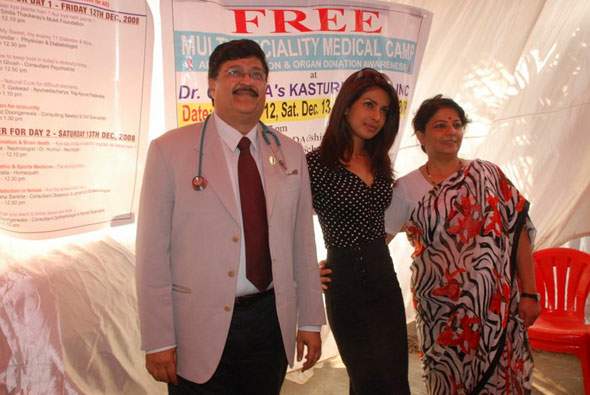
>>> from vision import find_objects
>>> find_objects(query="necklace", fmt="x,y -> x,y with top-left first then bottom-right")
425,159 -> 463,185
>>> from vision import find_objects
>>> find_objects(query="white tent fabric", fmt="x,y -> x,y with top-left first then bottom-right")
0,235 -> 165,394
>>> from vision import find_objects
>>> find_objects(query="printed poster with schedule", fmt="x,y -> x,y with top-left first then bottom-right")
0,0 -> 152,239
161,0 -> 432,152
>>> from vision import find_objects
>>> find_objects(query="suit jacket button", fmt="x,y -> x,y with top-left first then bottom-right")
228,270 -> 235,277
232,235 -> 239,242
224,305 -> 231,312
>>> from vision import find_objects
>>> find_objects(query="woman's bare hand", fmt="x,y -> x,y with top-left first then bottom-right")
319,260 -> 332,291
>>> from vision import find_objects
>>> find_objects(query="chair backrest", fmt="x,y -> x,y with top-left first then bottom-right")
533,247 -> 590,319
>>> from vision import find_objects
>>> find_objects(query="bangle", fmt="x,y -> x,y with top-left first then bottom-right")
521,292 -> 540,302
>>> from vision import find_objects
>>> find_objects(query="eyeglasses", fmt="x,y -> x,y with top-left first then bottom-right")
225,66 -> 267,82
352,67 -> 393,86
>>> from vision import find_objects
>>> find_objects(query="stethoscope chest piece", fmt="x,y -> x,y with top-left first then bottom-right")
192,175 -> 208,191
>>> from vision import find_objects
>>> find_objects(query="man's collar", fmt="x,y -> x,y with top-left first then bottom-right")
213,112 -> 259,152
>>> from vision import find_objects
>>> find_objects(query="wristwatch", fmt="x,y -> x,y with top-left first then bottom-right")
520,292 -> 541,302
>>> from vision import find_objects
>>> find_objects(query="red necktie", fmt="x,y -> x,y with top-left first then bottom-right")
237,137 -> 272,291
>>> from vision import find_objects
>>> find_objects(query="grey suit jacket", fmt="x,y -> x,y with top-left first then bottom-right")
135,119 -> 325,383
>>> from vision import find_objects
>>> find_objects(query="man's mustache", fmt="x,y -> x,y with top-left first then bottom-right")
232,86 -> 259,97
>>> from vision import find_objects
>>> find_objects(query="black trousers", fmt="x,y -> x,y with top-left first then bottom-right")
168,291 -> 287,395
325,239 -> 410,395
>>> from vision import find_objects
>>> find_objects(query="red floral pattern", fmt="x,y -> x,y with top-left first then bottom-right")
447,195 -> 484,244
406,222 -> 425,258
484,194 -> 503,237
432,268 -> 465,301
436,312 -> 481,355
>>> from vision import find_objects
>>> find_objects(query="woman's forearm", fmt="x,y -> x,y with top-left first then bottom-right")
516,230 -> 537,293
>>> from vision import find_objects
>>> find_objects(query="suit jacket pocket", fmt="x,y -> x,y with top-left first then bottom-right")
172,283 -> 192,294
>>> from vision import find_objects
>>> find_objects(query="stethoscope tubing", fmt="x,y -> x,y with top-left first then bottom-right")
192,114 -> 285,191
196,115 -> 210,182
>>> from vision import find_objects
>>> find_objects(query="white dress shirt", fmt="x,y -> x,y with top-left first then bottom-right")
214,113 -> 271,297
213,114 -> 320,334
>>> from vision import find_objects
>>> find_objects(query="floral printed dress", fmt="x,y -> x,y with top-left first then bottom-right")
391,159 -> 535,395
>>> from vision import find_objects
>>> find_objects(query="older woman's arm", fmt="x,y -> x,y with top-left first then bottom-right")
516,230 -> 541,327
385,233 -> 395,244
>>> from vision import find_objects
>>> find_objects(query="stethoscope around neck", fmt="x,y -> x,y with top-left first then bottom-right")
191,114 -> 288,191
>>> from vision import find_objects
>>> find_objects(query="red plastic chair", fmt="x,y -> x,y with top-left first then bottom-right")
527,247 -> 590,394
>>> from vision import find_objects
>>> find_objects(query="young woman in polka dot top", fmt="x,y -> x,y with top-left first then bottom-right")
306,68 -> 409,394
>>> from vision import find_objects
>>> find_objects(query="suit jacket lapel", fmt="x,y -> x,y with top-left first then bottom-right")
259,126 -> 282,220
196,120 -> 240,223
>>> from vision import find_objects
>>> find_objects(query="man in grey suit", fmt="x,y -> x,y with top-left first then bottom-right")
135,39 -> 326,394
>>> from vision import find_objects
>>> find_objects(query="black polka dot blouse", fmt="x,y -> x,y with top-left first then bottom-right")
306,148 -> 393,249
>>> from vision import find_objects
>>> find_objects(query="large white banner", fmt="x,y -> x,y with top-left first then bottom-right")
0,0 -> 152,239
161,0 -> 432,152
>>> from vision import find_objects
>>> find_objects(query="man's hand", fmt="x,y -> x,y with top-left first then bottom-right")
296,330 -> 321,372
146,348 -> 178,384
318,260 -> 332,291
518,298 -> 541,328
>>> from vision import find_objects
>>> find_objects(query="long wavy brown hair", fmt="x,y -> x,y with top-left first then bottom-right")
318,68 -> 400,183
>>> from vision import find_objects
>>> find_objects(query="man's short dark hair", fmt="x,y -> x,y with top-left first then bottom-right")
208,39 -> 269,79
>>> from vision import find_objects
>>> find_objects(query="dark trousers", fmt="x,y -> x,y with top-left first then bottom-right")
326,239 -> 410,395
168,291 -> 287,395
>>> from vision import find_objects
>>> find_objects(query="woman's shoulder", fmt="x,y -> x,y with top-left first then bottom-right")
385,168 -> 425,234
468,158 -> 505,178
396,167 -> 423,184
395,168 -> 426,190
468,158 -> 500,169
306,147 -> 330,183
305,147 -> 323,169
305,147 -> 320,161
393,168 -> 431,203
